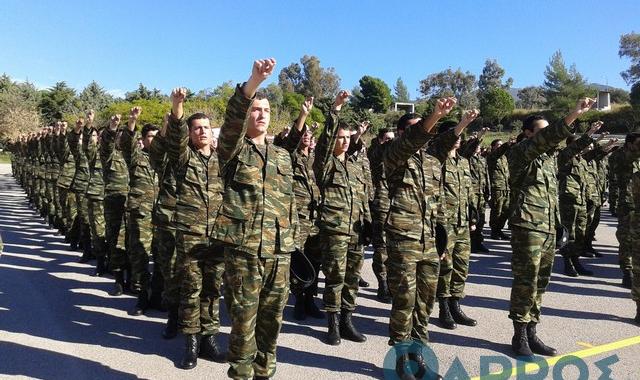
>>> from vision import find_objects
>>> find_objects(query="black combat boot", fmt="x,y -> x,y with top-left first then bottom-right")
622,270 -> 632,289
511,321 -> 533,357
304,292 -> 324,319
408,352 -> 443,380
293,294 -> 306,321
163,306 -> 179,339
326,312 -> 341,345
376,278 -> 392,303
449,298 -> 477,326
526,322 -> 557,356
563,256 -> 578,277
438,298 -> 457,330
95,257 -> 107,277
571,256 -> 593,276
339,310 -> 367,342
148,269 -> 166,311
358,278 -> 370,287
475,242 -> 490,253
180,334 -> 200,369
110,270 -> 125,296
199,334 -> 226,362
130,273 -> 150,316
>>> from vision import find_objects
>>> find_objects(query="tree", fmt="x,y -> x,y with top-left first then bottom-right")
517,86 -> 546,109
619,32 -> 640,85
478,59 -> 513,95
609,88 -> 630,104
39,81 -> 77,123
418,68 -> 478,108
543,51 -> 594,113
0,75 -> 41,140
125,83 -> 165,102
393,77 -> 410,102
353,75 -> 392,113
278,55 -> 341,98
76,81 -> 114,112
479,87 -> 515,125
630,82 -> 640,109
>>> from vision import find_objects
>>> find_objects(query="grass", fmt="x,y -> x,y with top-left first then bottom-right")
0,153 -> 11,163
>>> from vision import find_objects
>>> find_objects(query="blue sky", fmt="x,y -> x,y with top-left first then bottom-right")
1,0 -> 638,98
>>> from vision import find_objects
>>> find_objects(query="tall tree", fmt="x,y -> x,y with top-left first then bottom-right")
39,81 -> 77,123
353,75 -> 392,113
479,87 -> 515,125
517,86 -> 546,109
393,77 -> 410,102
77,81 -> 114,112
419,68 -> 478,108
619,32 -> 640,85
0,75 -> 41,139
278,55 -> 341,98
478,59 -> 513,95
543,51 -> 593,113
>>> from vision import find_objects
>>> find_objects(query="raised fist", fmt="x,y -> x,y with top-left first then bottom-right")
574,98 -> 596,115
301,96 -> 314,115
334,90 -> 350,110
434,97 -> 457,118
130,106 -> 142,120
588,120 -> 604,136
251,58 -> 277,82
171,88 -> 187,105
75,118 -> 84,132
462,109 -> 480,124
109,114 -> 121,130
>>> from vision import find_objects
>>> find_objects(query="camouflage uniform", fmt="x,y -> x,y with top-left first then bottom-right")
461,137 -> 490,250
508,120 -> 587,323
383,123 -> 444,346
582,146 -> 609,249
630,170 -> 640,312
165,114 -> 225,337
83,126 -> 107,262
367,138 -> 391,287
608,148 -> 623,215
67,130 -> 91,251
487,141 -> 511,236
615,146 -> 640,275
53,131 -> 76,237
214,86 -> 298,380
100,128 -> 130,272
44,133 -> 60,224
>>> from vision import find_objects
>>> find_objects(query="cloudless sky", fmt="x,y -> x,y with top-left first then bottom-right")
1,0 -> 638,98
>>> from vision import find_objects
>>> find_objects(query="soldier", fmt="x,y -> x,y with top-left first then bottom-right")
608,146 -> 623,217
615,132 -> 640,289
487,138 -> 512,240
100,115 -> 130,295
213,59 -> 297,380
68,119 -> 92,259
313,90 -> 371,346
166,89 -> 226,369
461,128 -> 491,253
367,127 -> 395,302
120,107 -> 161,316
508,98 -> 596,358
53,122 -> 76,241
274,97 -> 324,321
630,157 -> 640,325
428,111 -> 480,330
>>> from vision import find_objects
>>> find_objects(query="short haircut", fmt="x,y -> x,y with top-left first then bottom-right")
141,123 -> 159,138
625,132 -> 640,145
377,128 -> 392,139
397,112 -> 419,132
490,139 -> 502,149
437,120 -> 458,134
522,115 -> 546,132
187,113 -> 209,129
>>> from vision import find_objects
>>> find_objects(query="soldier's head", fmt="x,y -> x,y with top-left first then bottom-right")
522,115 -> 549,138
624,132 -> 640,151
377,128 -> 395,145
89,129 -> 98,145
333,122 -> 351,157
247,92 -> 270,141
565,135 -> 578,146
187,113 -> 212,150
300,127 -> 313,149
490,139 -> 503,151
438,120 -> 461,150
141,123 -> 159,150
396,113 -> 420,137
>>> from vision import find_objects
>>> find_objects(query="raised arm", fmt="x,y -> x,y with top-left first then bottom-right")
120,106 -> 143,168
278,96 -> 313,153
313,90 -> 349,186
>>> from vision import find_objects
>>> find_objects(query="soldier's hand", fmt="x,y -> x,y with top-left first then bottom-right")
301,96 -> 314,116
461,109 -> 480,125
358,120 -> 370,135
595,130 -> 608,142
574,97 -> 596,115
129,106 -> 142,120
171,88 -> 187,119
433,97 -> 457,118
333,90 -> 350,111
587,120 -> 604,136
109,114 -> 121,131
251,58 -> 277,82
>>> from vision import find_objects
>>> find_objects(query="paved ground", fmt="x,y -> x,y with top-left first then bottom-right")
0,162 -> 638,380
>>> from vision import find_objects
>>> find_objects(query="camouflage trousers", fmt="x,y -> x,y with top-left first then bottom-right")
608,183 -> 618,213
87,198 -> 106,258
154,226 -> 178,308
386,232 -> 440,346
69,191 -> 89,247
224,249 -> 290,380
320,232 -> 364,312
631,213 -> 640,302
45,179 -> 58,218
490,189 -> 510,232
176,232 -> 225,335
559,197 -> 587,258
437,225 -> 471,299
294,218 -> 322,297
508,227 -> 555,323
470,193 -> 486,245
104,194 -> 128,271
371,209 -> 388,282
585,198 -> 601,245
57,186 -> 75,233
128,207 -> 154,285
615,210 -> 634,272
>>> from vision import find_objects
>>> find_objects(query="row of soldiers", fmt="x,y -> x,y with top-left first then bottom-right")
5,58 -> 640,379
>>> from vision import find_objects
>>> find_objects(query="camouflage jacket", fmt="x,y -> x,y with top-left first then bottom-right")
100,128 -> 130,196
608,148 -> 623,203
615,146 -> 640,212
582,145 -> 609,203
275,124 -> 319,221
213,85 -> 298,257
557,133 -> 593,205
83,126 -> 105,201
508,120 -> 587,233
313,110 -> 371,237
44,134 -> 59,182
121,129 -> 158,214
54,132 -> 76,189
632,170 -> 640,211
165,116 -> 222,237
367,138 -> 391,215
460,137 -> 490,199
487,142 -> 511,191
383,123 -> 444,242
67,131 -> 90,193
149,134 -> 177,230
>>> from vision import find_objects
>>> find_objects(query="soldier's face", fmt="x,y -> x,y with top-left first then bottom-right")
301,129 -> 312,148
333,128 -> 350,156
90,130 -> 98,145
142,130 -> 158,150
189,118 -> 212,150
379,132 -> 394,144
247,98 -> 270,139
453,136 -> 462,150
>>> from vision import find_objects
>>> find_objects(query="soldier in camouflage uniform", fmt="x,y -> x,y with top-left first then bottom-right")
367,127 -> 395,302
383,99 -> 456,379
508,99 -> 597,357
100,115 -> 130,295
461,129 -> 491,253
630,152 -> 640,325
313,90 -> 371,346
213,59 -> 298,380
53,123 -> 76,240
608,146 -> 623,217
487,138 -> 513,240
615,133 -> 640,289
120,107 -> 162,316
274,97 -> 324,321
68,119 -> 92,258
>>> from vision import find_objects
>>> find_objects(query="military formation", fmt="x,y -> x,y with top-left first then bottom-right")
3,58 -> 640,380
